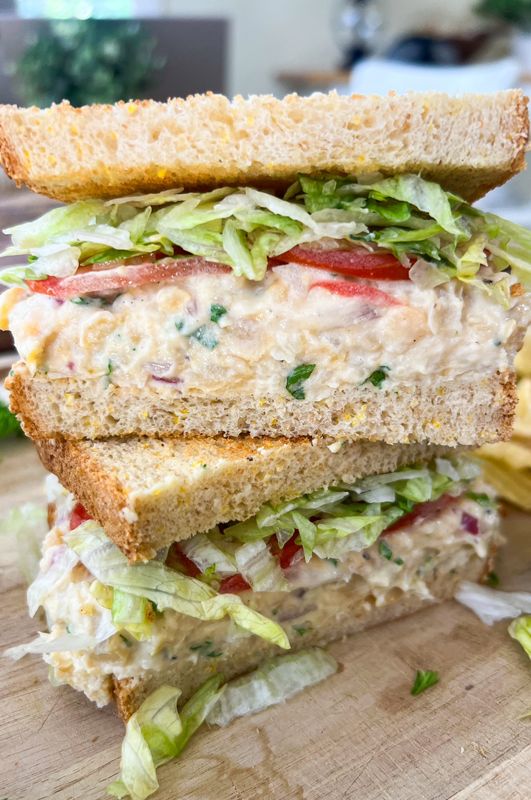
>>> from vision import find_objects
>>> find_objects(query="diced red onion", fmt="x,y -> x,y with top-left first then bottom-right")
461,512 -> 479,535
151,375 -> 182,386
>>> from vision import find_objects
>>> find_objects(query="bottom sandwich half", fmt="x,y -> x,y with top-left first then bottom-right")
9,452 -> 500,721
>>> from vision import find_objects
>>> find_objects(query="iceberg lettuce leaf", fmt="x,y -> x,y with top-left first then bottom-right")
66,522 -> 289,649
108,678 -> 224,800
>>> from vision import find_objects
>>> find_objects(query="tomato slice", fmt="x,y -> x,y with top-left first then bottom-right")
69,502 -> 92,531
165,542 -> 201,578
309,279 -> 402,306
384,494 -> 456,535
269,533 -> 304,569
277,245 -> 410,280
26,258 -> 231,300
219,574 -> 251,594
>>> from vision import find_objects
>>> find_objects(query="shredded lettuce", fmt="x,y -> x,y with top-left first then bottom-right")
4,200 -> 106,250
4,174 -> 528,292
108,678 -> 224,800
5,631 -> 105,660
224,456 -> 478,562
234,541 -> 289,592
206,647 -> 337,727
364,175 -> 466,238
27,544 -> 79,616
111,590 -> 155,641
109,648 -> 336,798
483,212 -> 531,287
5,610 -> 116,660
180,531 -> 237,576
66,521 -> 290,649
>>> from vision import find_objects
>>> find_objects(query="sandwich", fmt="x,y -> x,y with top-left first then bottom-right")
7,437 -> 500,723
0,91 -> 530,445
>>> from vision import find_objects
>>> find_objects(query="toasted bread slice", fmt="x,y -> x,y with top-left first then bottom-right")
11,366 -> 516,454
37,433 -> 455,561
35,434 -> 448,561
0,91 -> 527,202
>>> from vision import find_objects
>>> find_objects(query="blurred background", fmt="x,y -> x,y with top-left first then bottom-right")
0,1 -> 529,210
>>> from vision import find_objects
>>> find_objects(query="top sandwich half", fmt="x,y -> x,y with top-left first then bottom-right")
0,90 -> 530,446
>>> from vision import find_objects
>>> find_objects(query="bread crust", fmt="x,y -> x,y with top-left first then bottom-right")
0,91 -> 527,202
112,543 -> 494,720
8,365 -> 518,449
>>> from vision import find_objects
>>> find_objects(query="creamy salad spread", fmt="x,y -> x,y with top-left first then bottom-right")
1,265 -> 527,400
1,173 -> 530,401
20,461 -> 499,707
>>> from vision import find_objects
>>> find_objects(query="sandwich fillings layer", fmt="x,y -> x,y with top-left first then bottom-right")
1,170 -> 529,444
9,455 -> 499,716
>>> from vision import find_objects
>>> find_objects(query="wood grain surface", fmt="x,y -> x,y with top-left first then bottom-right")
1,438 -> 530,800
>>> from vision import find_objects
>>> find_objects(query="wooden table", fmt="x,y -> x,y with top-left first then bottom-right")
1,438 -> 530,800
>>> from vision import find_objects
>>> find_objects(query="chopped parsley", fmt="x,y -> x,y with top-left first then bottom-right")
397,496 -> 415,513
210,304 -> 227,323
286,363 -> 316,400
485,571 -> 500,588
107,360 -> 114,375
190,639 -> 223,658
175,319 -> 185,332
70,296 -> 90,305
394,557 -> 405,566
364,365 -> 389,388
411,669 -> 439,696
378,539 -> 393,561
293,623 -> 312,637
190,325 -> 218,350
466,491 -> 496,509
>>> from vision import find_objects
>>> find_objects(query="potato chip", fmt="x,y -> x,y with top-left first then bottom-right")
478,440 -> 531,471
516,327 -> 531,377
478,458 -> 531,512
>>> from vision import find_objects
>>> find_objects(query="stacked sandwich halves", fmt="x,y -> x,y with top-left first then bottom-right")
1,91 -> 530,720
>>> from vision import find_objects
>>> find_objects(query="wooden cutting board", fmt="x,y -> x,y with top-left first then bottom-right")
1,438 -> 530,800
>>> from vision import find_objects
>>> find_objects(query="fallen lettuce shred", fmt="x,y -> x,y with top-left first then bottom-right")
455,581 -> 531,625
206,647 -> 338,727
66,521 -> 290,650
108,678 -> 224,800
508,615 -> 531,659
109,647 -> 336,799
2,174 -> 530,291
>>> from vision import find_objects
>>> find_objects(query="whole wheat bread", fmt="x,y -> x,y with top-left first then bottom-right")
10,365 -> 516,451
114,543 -> 493,719
35,434 -> 449,561
0,91 -> 527,202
